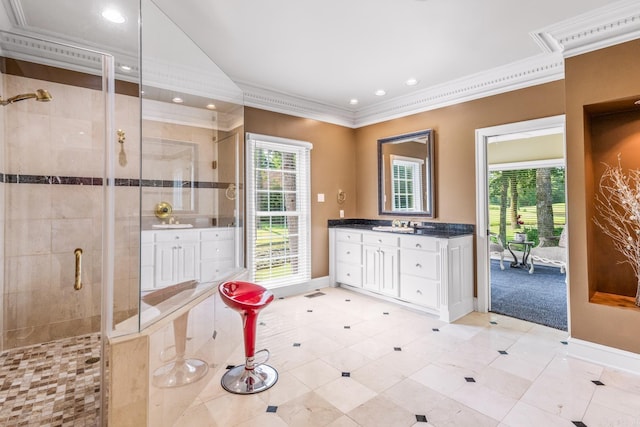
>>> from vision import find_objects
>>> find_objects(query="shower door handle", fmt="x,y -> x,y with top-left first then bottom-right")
74,248 -> 83,290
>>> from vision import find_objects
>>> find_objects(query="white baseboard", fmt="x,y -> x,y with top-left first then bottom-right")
269,276 -> 331,299
568,337 -> 640,375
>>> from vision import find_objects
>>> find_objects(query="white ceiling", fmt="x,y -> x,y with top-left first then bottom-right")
1,0 -> 639,127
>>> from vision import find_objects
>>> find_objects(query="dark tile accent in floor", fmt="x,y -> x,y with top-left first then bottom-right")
415,414 -> 428,422
490,321 -> 498,325
561,341 -> 568,345
499,350 -> 508,355
345,299 -> 351,302
293,343 -> 301,347
592,380 -> 605,386
572,422 -> 588,427
383,312 -> 389,315
226,365 -> 235,369
394,347 -> 402,352
342,372 -> 351,377
432,328 -> 439,332
307,310 -> 313,312
464,377 -> 476,383
266,405 -> 278,413
344,326 -> 351,329
0,333 -> 100,426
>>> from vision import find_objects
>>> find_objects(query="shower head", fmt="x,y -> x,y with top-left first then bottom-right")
0,89 -> 52,106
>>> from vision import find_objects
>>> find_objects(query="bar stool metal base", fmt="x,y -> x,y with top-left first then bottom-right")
221,364 -> 278,394
152,358 -> 209,388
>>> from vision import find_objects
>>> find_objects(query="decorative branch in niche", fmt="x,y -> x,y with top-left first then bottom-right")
593,155 -> 640,306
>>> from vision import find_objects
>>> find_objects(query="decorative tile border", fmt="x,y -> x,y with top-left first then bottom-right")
0,173 -> 236,188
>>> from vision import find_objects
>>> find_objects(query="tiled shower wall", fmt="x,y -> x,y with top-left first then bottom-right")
1,73 -> 142,349
2,71 -> 242,349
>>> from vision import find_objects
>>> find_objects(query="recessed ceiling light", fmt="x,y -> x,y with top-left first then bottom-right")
375,89 -> 386,96
101,8 -> 125,24
405,78 -> 419,86
120,65 -> 132,72
206,103 -> 216,110
349,99 -> 358,105
172,97 -> 183,104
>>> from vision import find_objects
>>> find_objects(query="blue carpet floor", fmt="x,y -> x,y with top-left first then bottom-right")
490,259 -> 567,331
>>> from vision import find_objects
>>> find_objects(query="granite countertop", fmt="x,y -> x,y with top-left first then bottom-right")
328,218 -> 474,238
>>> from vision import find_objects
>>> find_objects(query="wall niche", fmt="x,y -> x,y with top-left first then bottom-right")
587,97 -> 640,309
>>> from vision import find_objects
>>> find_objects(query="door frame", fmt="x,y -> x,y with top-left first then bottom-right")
475,115 -> 566,313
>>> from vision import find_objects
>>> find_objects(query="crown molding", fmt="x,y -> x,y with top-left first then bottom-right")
238,82 -> 357,128
142,99 -> 242,131
353,54 -> 565,128
241,53 -> 564,129
530,0 -> 640,58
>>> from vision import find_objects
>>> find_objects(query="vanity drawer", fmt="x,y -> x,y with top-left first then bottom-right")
400,248 -> 439,279
154,230 -> 198,242
336,262 -> 362,287
201,229 -> 234,241
336,230 -> 362,243
201,239 -> 234,259
363,232 -> 398,247
335,241 -> 361,264
400,274 -> 438,309
400,235 -> 438,251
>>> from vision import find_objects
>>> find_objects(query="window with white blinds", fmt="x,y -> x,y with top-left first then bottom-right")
246,133 -> 312,288
391,155 -> 424,212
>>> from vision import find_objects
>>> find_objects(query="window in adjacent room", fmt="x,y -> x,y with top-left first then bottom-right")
246,133 -> 312,288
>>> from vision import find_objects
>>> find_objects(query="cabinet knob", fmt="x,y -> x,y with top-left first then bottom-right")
347,235 -> 351,239
415,243 -> 422,248
346,251 -> 351,255
416,289 -> 422,295
416,263 -> 422,268
175,236 -> 180,240
346,273 -> 351,277
378,239 -> 382,243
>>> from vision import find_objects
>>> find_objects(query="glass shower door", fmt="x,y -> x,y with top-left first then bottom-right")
0,32 -> 116,425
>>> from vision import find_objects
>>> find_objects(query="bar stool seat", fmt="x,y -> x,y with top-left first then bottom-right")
219,281 -> 278,394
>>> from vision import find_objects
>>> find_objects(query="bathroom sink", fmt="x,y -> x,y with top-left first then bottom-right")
152,224 -> 194,229
371,226 -> 414,233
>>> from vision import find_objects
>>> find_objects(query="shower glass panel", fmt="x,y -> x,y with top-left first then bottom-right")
0,30 -> 117,424
139,0 -> 245,327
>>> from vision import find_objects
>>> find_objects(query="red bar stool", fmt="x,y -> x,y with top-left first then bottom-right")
219,281 -> 278,394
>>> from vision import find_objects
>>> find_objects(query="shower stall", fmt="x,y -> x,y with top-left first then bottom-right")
0,1 -> 245,425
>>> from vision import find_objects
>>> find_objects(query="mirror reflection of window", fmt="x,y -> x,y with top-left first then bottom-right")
390,155 -> 424,211
378,129 -> 434,217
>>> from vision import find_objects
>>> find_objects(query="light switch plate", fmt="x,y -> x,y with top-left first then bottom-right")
317,193 -> 325,202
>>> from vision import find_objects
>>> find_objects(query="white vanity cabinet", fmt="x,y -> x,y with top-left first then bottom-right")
362,232 -> 399,297
200,228 -> 235,282
334,230 -> 363,287
399,235 -> 440,309
141,227 -> 237,291
329,227 -> 474,322
153,230 -> 200,288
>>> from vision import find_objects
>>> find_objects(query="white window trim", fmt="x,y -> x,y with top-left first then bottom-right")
245,132 -> 313,288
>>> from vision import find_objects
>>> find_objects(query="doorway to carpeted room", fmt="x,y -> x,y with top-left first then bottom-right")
490,259 -> 568,331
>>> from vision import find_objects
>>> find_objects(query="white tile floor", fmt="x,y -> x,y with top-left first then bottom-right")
175,287 -> 640,427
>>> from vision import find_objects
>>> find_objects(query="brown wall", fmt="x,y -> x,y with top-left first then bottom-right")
354,82 -> 566,223
245,83 -> 564,279
565,39 -> 640,353
244,107 -> 357,279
